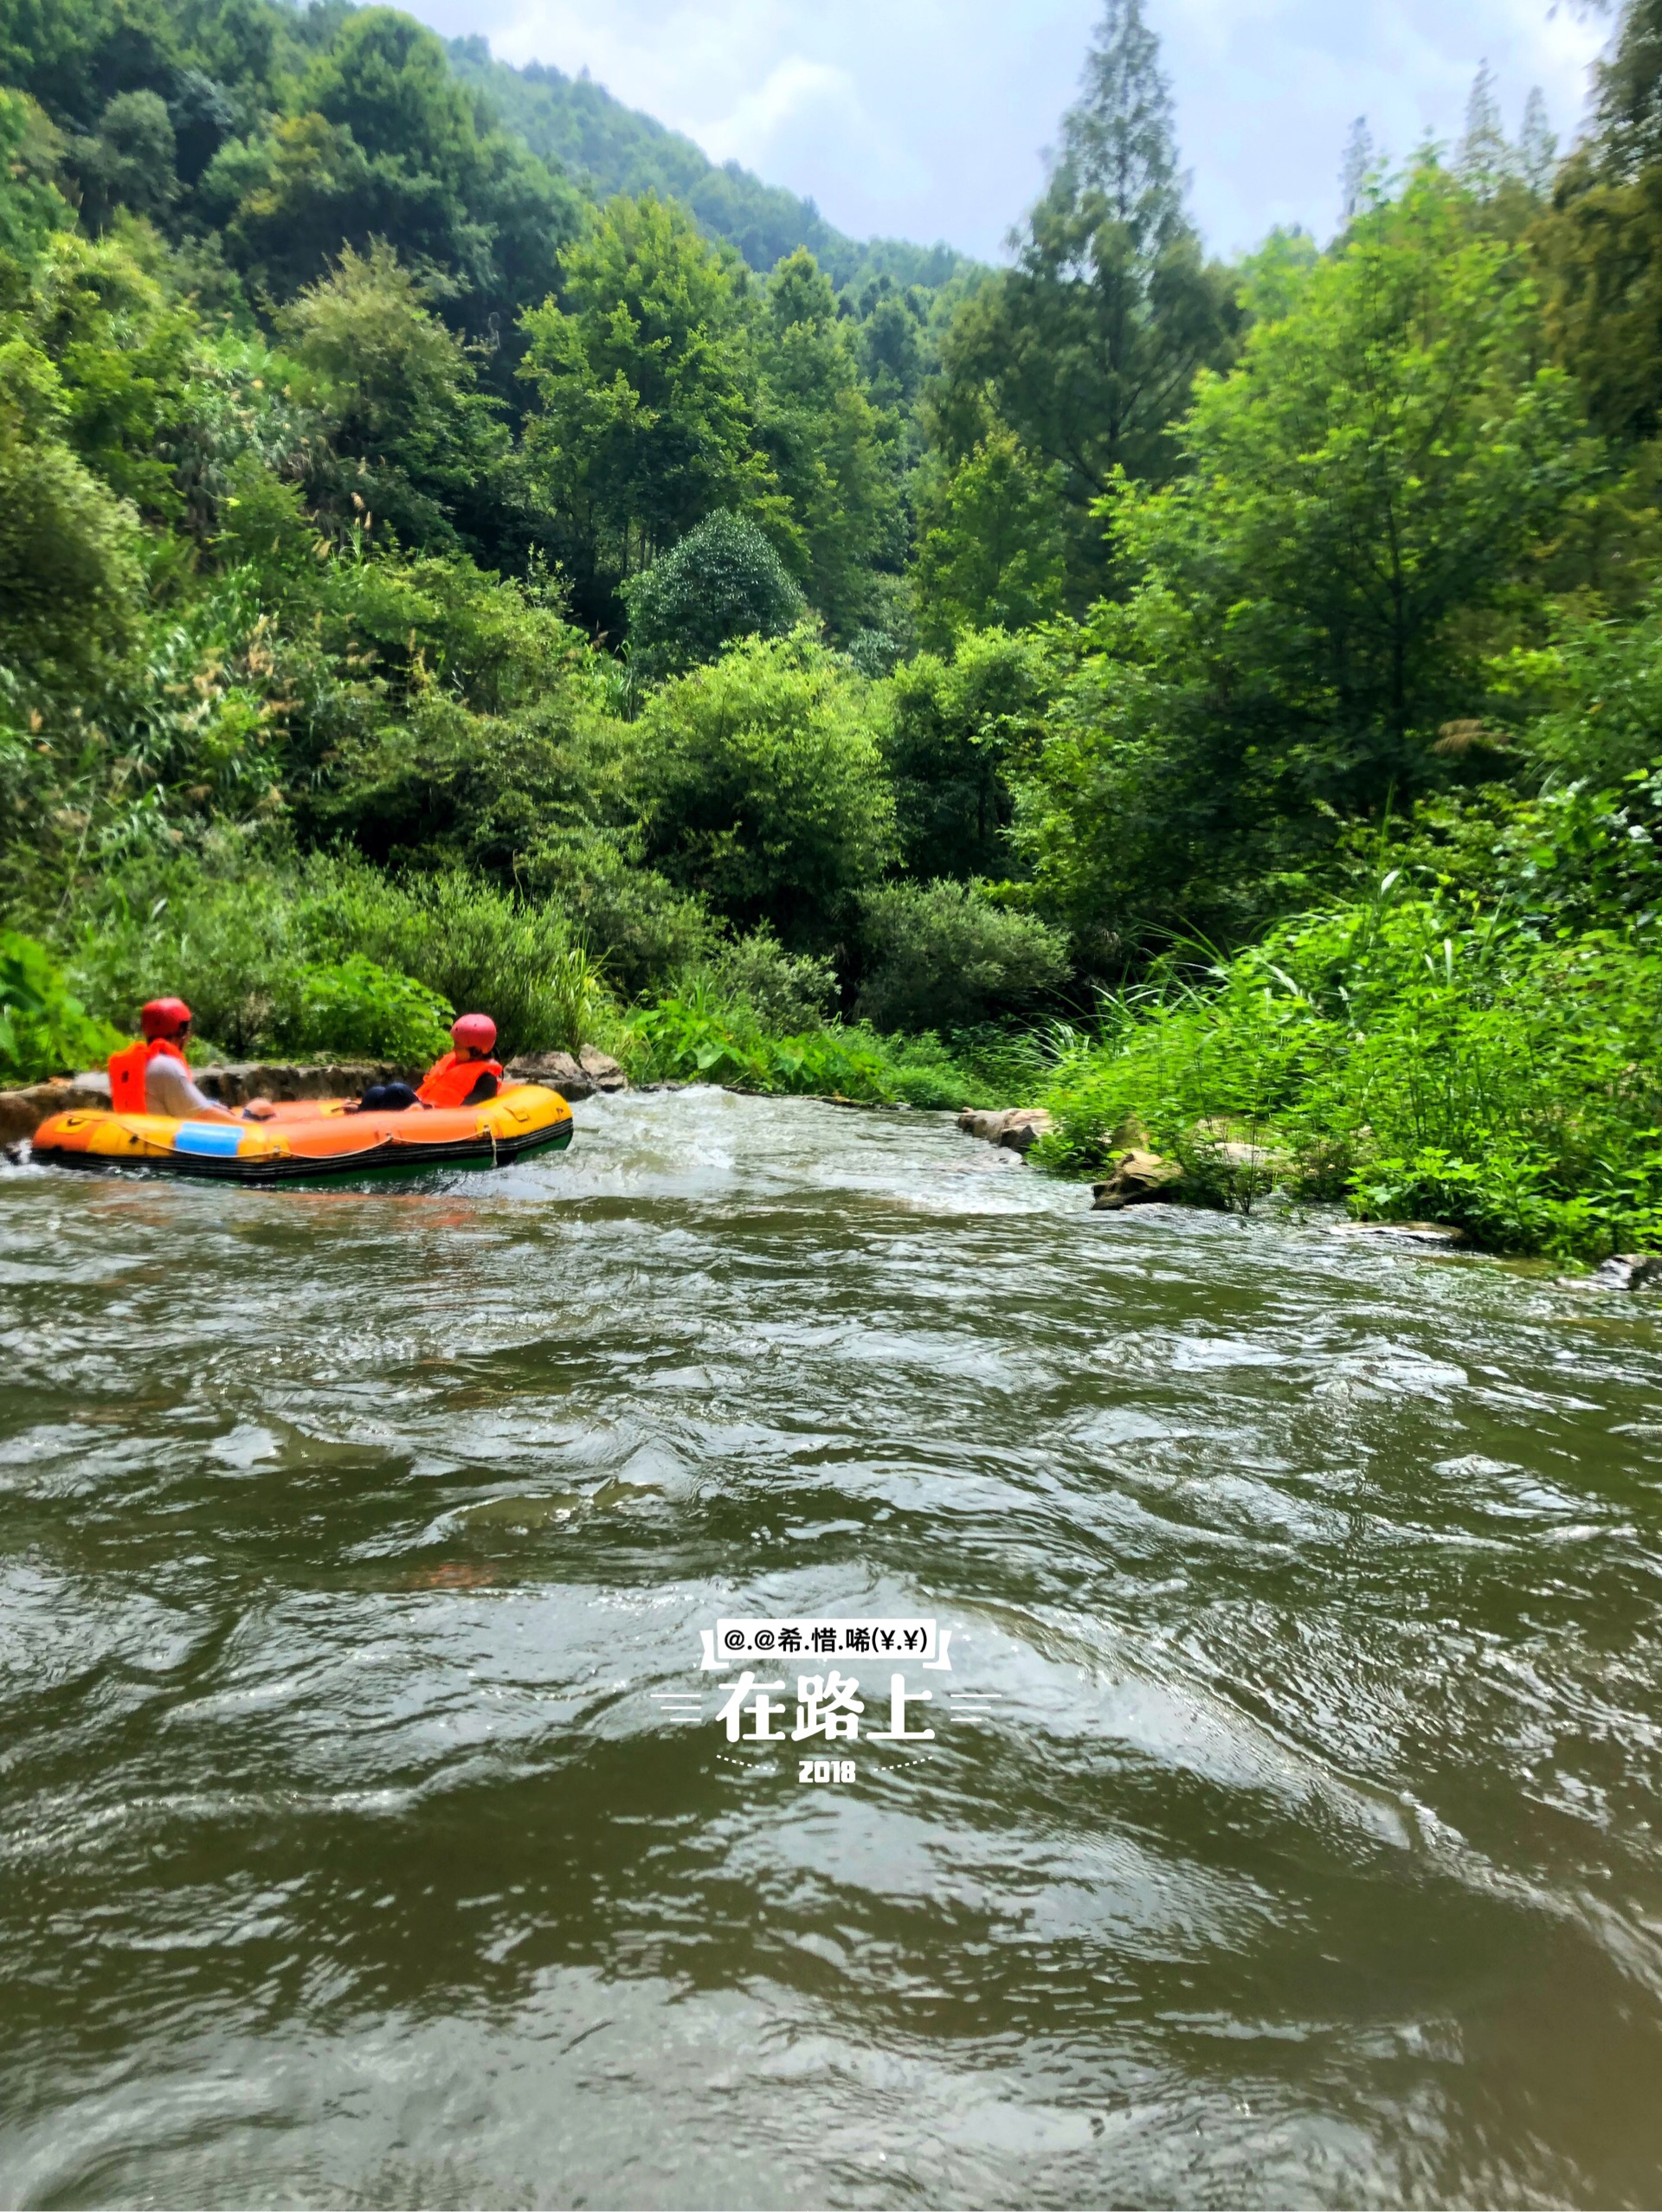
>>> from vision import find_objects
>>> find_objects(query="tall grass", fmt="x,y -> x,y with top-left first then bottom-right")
1037,886 -> 1662,1257
624,981 -> 980,1109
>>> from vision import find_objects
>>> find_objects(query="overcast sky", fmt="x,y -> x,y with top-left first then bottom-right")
409,0 -> 1611,260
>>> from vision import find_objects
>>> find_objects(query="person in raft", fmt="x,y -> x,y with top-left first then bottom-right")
414,1013 -> 504,1109
108,1000 -> 276,1121
347,1014 -> 505,1115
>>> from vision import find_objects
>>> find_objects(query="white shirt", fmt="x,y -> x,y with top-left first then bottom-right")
145,1054 -> 230,1120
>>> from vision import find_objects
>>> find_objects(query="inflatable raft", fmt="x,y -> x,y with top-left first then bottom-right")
29,1083 -> 573,1185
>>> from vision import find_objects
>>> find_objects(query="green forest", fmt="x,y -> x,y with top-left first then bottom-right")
6,0 -> 1662,1258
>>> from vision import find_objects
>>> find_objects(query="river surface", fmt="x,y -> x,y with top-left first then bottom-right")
2,1088 -> 1660,2209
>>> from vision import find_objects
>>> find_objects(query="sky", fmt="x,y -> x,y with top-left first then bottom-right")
408,0 -> 1612,260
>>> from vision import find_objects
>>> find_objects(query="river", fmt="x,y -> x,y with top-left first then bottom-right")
1,1088 -> 1659,2208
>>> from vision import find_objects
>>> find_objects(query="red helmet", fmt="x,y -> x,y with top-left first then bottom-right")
139,997 -> 192,1038
451,1013 -> 497,1051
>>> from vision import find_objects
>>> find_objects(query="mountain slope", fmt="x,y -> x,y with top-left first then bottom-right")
448,36 -> 965,293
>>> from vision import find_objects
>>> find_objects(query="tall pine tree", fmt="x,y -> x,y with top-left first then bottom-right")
1536,0 -> 1662,441
1338,116 -> 1375,225
1457,61 -> 1516,197
928,0 -> 1237,603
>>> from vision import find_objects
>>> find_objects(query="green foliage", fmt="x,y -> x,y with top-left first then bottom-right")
703,925 -> 836,1030
1036,853 -> 1662,1257
0,87 -> 69,261
881,626 -> 1055,879
520,193 -> 777,628
624,508 -> 805,681
282,953 -> 452,1062
67,89 -> 178,232
53,851 -> 617,1063
0,927 -> 118,1082
538,941 -> 609,1055
1014,164 -> 1594,963
278,241 -> 511,556
1536,0 -> 1662,446
0,336 -> 142,680
910,430 -> 1067,648
286,861 -> 615,1059
626,983 -> 976,1109
858,879 -> 1070,1032
635,628 -> 895,944
757,248 -> 898,635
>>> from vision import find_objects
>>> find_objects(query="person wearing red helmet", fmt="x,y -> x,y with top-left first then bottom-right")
107,1000 -> 275,1121
416,1013 -> 504,1109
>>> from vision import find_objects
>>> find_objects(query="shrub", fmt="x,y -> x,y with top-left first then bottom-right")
625,510 -> 806,682
53,852 -> 616,1062
1034,882 -> 1662,1257
277,955 -> 452,1063
635,627 -> 894,944
0,929 -> 120,1083
857,879 -> 1069,1032
625,984 -> 976,1109
703,925 -> 836,1029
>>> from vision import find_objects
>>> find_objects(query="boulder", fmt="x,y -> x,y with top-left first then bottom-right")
1588,1251 -> 1662,1292
1329,1220 -> 1469,1249
957,1106 -> 1055,1154
0,1077 -> 112,1146
506,1046 -> 628,1101
1213,1140 -> 1284,1172
1092,1147 -> 1185,1211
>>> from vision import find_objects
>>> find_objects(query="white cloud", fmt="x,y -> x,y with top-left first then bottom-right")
411,0 -> 1613,258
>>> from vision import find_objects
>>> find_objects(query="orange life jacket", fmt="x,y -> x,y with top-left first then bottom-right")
108,1036 -> 187,1113
417,1050 -> 504,1109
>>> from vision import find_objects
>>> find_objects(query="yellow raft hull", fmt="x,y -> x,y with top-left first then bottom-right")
29,1083 -> 574,1184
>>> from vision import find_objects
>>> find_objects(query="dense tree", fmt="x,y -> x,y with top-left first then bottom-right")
1015,164 -> 1589,959
930,0 -> 1238,599
624,509 -> 804,682
1537,0 -> 1662,446
0,85 -> 68,258
757,248 -> 896,634
910,430 -> 1068,647
65,88 -> 178,230
882,627 -> 1054,880
519,193 -> 779,631
198,8 -> 582,378
0,317 -> 142,678
279,241 -> 512,558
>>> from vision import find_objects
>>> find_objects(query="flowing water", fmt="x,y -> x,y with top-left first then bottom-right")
2,1089 -> 1660,2209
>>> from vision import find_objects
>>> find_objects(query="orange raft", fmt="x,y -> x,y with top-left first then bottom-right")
29,1083 -> 574,1184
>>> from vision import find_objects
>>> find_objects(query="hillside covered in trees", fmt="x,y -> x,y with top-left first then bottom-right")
443,36 -> 965,295
7,0 -> 1662,1258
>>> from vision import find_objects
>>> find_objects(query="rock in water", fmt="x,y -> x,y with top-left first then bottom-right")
1329,1221 -> 1469,1248
1588,1252 -> 1662,1291
957,1107 -> 1055,1154
1092,1148 -> 1185,1210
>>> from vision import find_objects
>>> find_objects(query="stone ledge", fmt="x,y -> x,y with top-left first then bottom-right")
506,1048 -> 627,1101
957,1106 -> 1054,1154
